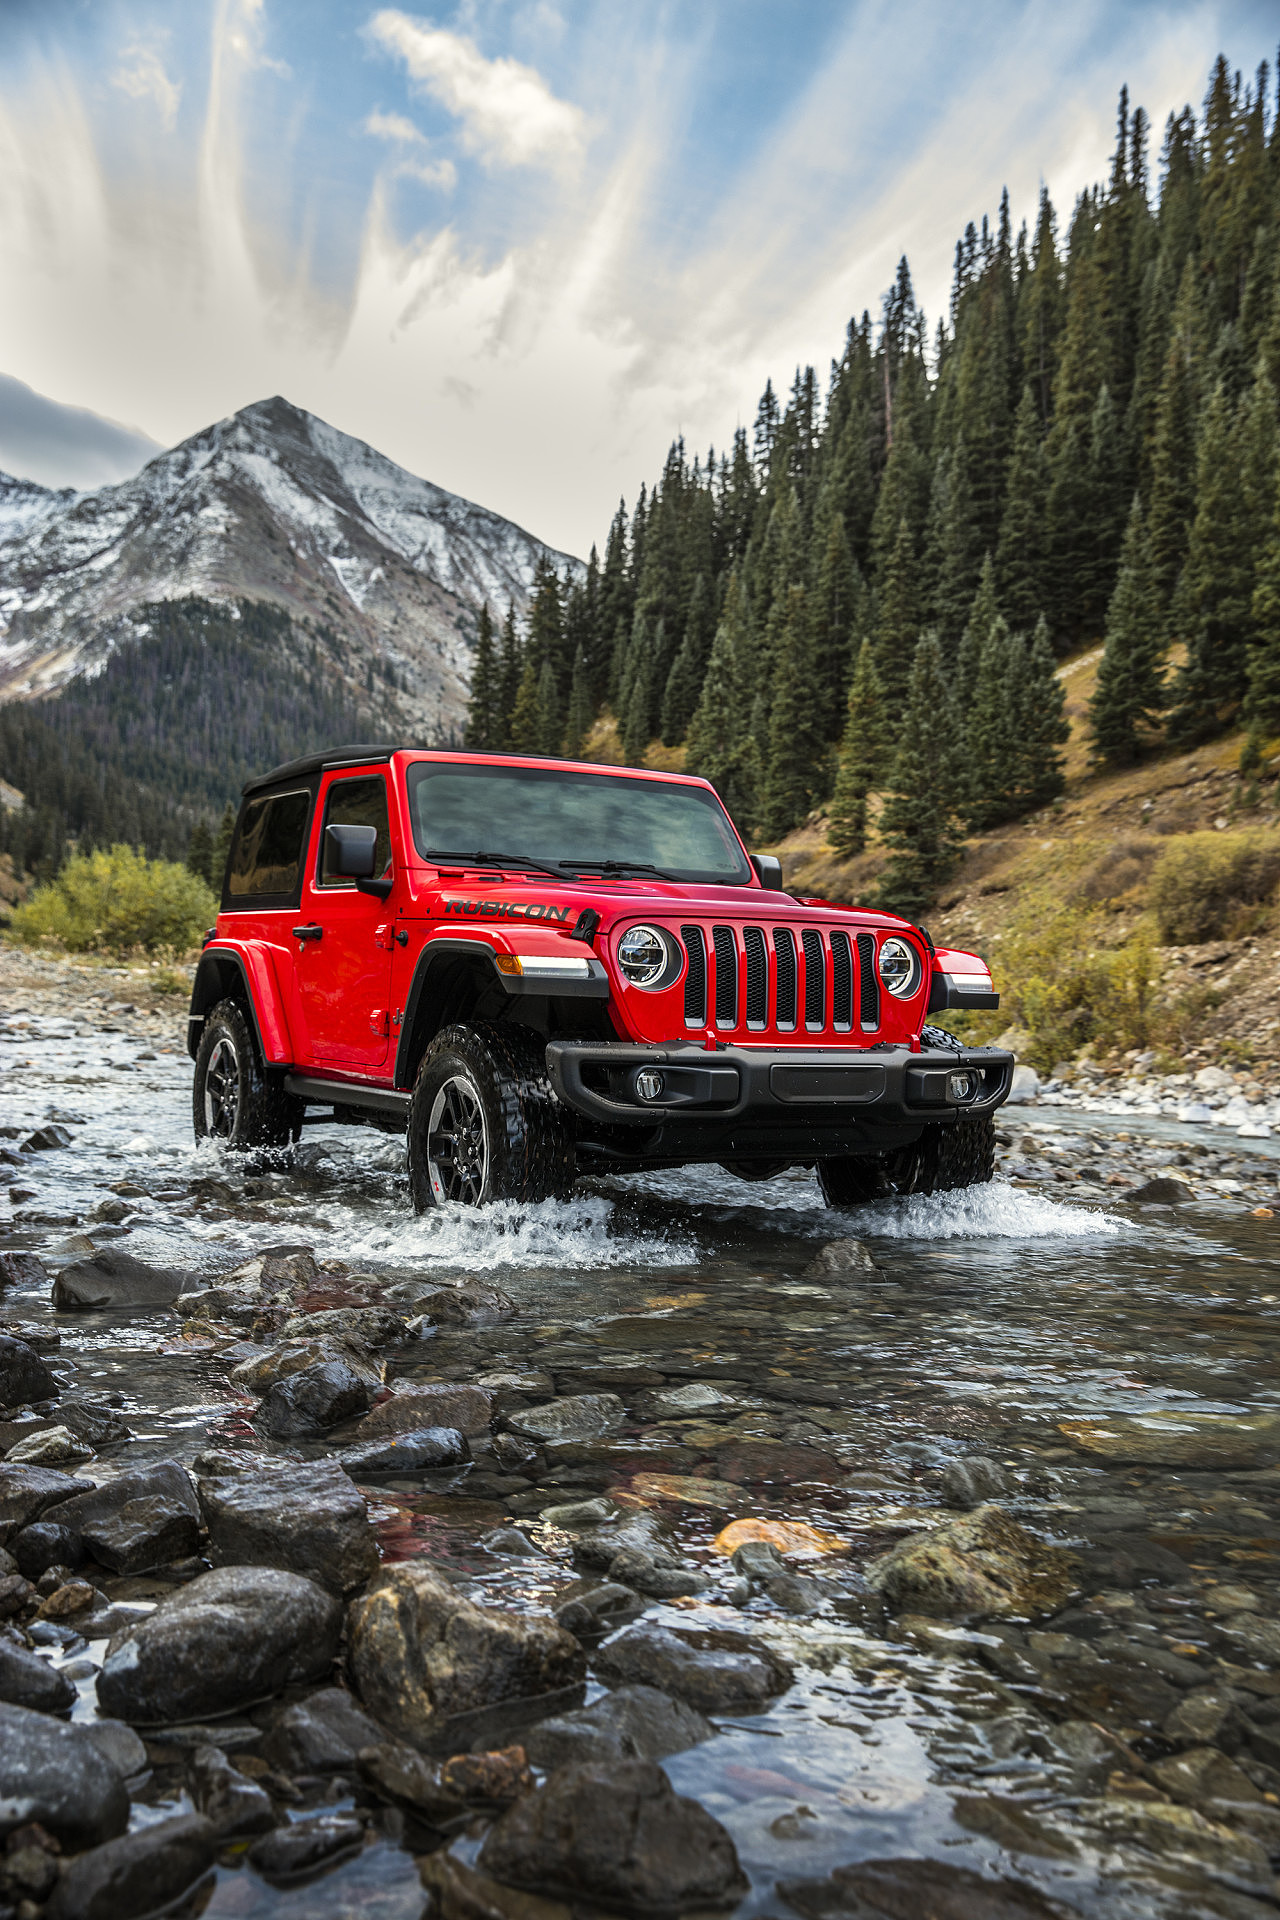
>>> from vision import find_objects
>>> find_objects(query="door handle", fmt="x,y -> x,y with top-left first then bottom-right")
292,924 -> 323,942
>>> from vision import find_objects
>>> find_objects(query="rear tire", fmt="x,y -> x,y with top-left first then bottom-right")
407,1022 -> 575,1212
193,1000 -> 301,1151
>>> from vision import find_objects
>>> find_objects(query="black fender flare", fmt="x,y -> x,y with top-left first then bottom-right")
392,938 -> 609,1088
187,949 -> 270,1064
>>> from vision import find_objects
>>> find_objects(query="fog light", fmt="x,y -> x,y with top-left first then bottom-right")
947,1070 -> 974,1102
635,1069 -> 665,1101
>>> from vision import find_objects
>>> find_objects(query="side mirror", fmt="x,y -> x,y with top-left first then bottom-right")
751,853 -> 783,891
326,824 -> 393,898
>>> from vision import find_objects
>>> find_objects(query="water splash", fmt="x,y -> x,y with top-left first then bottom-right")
844,1179 -> 1123,1241
315,1191 -> 698,1273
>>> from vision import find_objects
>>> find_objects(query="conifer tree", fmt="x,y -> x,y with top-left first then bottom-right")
494,606 -> 522,748
873,516 -> 921,718
562,646 -> 594,759
761,587 -> 824,839
876,633 -> 963,914
508,660 -> 544,754
1247,490 -> 1280,733
684,573 -> 760,828
809,515 -> 861,725
464,604 -> 500,748
186,820 -> 214,888
621,623 -> 657,766
827,640 -> 888,858
924,445 -> 983,657
1168,383 -> 1258,740
1145,261 -> 1206,610
212,803 -> 236,892
1017,617 -> 1070,808
994,386 -> 1049,633
535,660 -> 562,756
1089,495 -> 1165,763
659,573 -> 715,745
955,554 -> 1002,709
964,616 -> 1016,829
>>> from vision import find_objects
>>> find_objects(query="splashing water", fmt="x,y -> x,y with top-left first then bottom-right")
843,1178 -> 1123,1241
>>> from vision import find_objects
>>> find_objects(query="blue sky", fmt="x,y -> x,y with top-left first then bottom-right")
1,0 -> 1276,553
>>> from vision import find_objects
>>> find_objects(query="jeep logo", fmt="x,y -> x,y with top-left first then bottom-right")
442,898 -> 572,923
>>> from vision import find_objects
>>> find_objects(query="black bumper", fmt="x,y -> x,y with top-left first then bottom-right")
545,1039 -> 1014,1131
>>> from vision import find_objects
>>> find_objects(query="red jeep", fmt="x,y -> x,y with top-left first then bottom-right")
188,746 -> 1012,1209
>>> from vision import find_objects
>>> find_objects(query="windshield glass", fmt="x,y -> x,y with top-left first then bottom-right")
406,762 -> 752,885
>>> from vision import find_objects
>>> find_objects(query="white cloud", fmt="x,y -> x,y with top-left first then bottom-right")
366,10 -> 586,169
110,44 -> 181,131
364,108 -> 426,144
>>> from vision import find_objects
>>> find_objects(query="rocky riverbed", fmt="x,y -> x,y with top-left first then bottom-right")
5,947 -> 1280,1918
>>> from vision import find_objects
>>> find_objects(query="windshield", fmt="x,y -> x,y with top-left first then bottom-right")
406,762 -> 752,886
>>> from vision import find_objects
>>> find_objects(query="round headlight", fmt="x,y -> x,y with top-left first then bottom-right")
617,925 -> 670,988
877,936 -> 921,998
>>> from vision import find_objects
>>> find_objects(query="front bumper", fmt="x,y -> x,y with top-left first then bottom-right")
545,1039 -> 1014,1130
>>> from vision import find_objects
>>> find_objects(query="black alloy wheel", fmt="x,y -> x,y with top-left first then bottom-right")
407,1021 -> 574,1212
425,1072 -> 490,1205
192,999 -> 301,1151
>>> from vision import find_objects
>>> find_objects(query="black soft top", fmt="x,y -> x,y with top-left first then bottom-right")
241,745 -> 397,796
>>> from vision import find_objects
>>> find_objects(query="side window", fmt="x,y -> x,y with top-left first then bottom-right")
318,776 -> 392,886
226,790 -> 312,900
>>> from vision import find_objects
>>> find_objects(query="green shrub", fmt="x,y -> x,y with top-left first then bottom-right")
7,846 -> 217,956
1149,830 -> 1280,944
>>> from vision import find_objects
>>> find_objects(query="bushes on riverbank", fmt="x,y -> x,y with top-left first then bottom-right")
6,845 -> 217,956
1149,831 -> 1280,945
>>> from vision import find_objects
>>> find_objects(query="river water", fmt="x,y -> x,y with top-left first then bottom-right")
4,964 -> 1280,1919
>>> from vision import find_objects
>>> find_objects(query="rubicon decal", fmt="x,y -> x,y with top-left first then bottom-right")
442,898 -> 572,922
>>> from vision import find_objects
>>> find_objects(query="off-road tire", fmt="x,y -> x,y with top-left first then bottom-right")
407,1021 -> 575,1212
192,999 -> 302,1150
817,1025 -> 996,1205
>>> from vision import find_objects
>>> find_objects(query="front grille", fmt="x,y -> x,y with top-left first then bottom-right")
857,932 -> 880,1030
743,925 -> 768,1028
682,925 -> 707,1027
773,928 -> 797,1030
831,932 -> 853,1031
712,924 -> 738,1028
802,928 -> 825,1031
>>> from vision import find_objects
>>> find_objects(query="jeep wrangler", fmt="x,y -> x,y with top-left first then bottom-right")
187,745 -> 1013,1209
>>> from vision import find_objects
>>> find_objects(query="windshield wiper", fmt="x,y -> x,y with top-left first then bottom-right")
559,859 -> 679,880
424,849 -> 569,882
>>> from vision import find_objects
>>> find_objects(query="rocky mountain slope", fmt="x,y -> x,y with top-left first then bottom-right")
0,396 -> 579,738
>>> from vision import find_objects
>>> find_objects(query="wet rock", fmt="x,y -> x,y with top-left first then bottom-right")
347,1564 -> 585,1749
12,1519 -> 85,1579
0,1466 -> 92,1545
641,1381 -> 737,1419
866,1504 -> 1076,1621
247,1811 -> 363,1882
265,1686 -> 387,1773
57,1397 -> 133,1448
0,1631 -> 76,1710
442,1747 -> 534,1805
1214,1611 -> 1280,1663
0,1334 -> 56,1408
1126,1176 -> 1194,1204
416,1278 -> 515,1325
762,1570 -> 828,1613
524,1684 -> 713,1771
0,1252 -> 49,1289
46,1813 -> 217,1920
188,1744 -> 276,1837
779,1857 -> 1070,1919
0,1571 -> 40,1613
253,1357 -> 372,1437
5,1424 -> 93,1467
23,1124 -> 72,1152
1060,1410 -> 1280,1470
229,1337 -> 381,1397
279,1304 -> 411,1347
540,1495 -> 617,1530
593,1623 -> 792,1715
357,1741 -> 465,1822
505,1394 -> 624,1446
605,1547 -> 710,1598
80,1719 -> 146,1779
0,1702 -> 129,1848
550,1580 -> 640,1636
0,1824 -> 60,1905
51,1249 -> 189,1312
805,1237 -> 879,1276
199,1458 -> 378,1596
353,1382 -> 494,1439
713,1437 -> 841,1484
567,1508 -> 671,1571
941,1455 -> 1010,1509
731,1539 -> 786,1581
418,1854 -> 572,1920
340,1426 -> 468,1477
97,1565 -> 341,1724
478,1758 -> 747,1916
39,1578 -> 99,1620
953,1795 -> 1079,1858
1151,1743 -> 1264,1809
53,1462 -> 200,1574
1080,1797 -> 1272,1898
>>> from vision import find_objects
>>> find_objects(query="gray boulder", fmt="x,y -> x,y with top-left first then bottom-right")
524,1684 -> 713,1771
478,1759 -> 747,1915
0,1253 -> 49,1289
0,1702 -> 129,1848
188,1745 -> 275,1838
248,1813 -> 363,1883
339,1426 -> 468,1477
941,1456 -> 1010,1509
53,1461 -> 200,1575
353,1382 -> 493,1439
96,1565 -> 341,1725
266,1686 -> 389,1772
0,1633 -> 77,1712
593,1623 -> 792,1715
46,1813 -> 216,1920
199,1458 -> 378,1596
253,1358 -> 372,1437
52,1249 -> 189,1312
0,1465 -> 81,1545
0,1334 -> 56,1408
347,1564 -> 585,1749
506,1394 -> 624,1446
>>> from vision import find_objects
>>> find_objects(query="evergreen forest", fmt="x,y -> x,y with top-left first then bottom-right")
465,55 -> 1280,912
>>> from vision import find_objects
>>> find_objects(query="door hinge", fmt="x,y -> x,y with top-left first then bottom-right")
392,1008 -> 404,1028
370,1008 -> 390,1037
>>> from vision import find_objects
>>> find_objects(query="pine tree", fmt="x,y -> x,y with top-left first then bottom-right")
684,572 -> 761,828
876,633 -> 963,914
1168,382 -> 1258,741
827,640 -> 888,858
508,660 -> 545,754
494,606 -> 522,747
212,803 -> 236,891
186,820 -> 214,887
535,661 -> 562,756
809,515 -> 861,725
965,616 -> 1016,829
562,645 -> 594,759
955,554 -> 1002,709
994,386 -> 1049,633
873,516 -> 921,718
659,572 -> 714,745
760,588 -> 825,839
1246,407 -> 1280,732
1016,616 -> 1070,808
464,604 -> 500,748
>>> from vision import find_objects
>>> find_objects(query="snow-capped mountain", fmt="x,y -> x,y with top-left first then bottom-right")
0,397 -> 579,733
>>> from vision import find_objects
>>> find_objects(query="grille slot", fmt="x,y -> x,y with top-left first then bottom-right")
712,925 -> 738,1029
831,932 -> 853,1031
857,932 -> 880,1030
743,926 -> 768,1029
773,928 -> 797,1030
801,929 -> 825,1031
682,925 -> 707,1028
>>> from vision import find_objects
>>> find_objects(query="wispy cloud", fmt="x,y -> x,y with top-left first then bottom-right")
110,42 -> 181,131
366,10 -> 587,169
364,108 -> 426,144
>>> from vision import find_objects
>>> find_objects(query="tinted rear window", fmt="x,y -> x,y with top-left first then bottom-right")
227,790 -> 312,899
